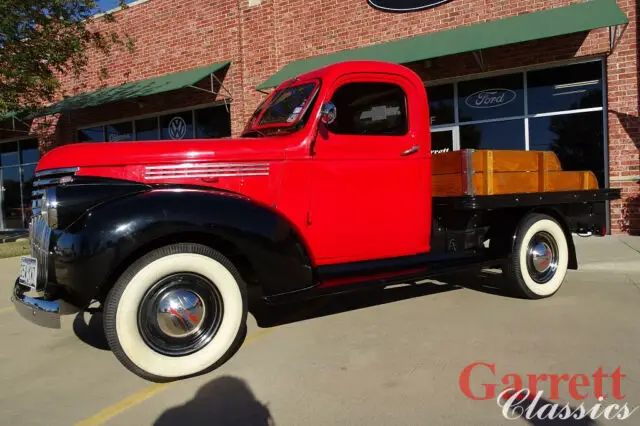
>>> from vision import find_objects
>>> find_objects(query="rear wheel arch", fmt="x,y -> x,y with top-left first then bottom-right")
487,206 -> 577,270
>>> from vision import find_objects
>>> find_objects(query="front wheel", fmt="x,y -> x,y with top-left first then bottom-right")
104,243 -> 248,382
503,213 -> 569,299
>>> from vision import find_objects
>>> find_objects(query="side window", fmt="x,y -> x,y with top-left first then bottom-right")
328,82 -> 408,136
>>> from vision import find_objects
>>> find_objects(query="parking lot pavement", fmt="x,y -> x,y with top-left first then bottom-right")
573,235 -> 640,273
0,259 -> 15,312
2,255 -> 640,426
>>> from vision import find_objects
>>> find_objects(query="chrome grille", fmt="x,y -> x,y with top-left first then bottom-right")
29,215 -> 51,291
28,167 -> 78,290
31,167 -> 78,216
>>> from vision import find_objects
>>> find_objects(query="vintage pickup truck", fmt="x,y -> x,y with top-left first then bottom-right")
13,61 -> 619,381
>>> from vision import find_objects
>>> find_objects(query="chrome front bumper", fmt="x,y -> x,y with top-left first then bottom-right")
11,279 -> 80,329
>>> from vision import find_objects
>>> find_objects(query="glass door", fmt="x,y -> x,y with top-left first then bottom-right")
0,138 -> 40,230
0,167 -> 24,230
430,127 -> 459,155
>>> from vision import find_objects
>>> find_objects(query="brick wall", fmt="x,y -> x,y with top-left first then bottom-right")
39,0 -> 639,233
56,0 -> 245,134
602,0 -> 639,234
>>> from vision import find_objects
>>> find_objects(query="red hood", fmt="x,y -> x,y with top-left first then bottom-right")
36,137 -> 290,172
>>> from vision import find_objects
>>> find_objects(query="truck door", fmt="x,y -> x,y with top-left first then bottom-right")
309,74 -> 431,264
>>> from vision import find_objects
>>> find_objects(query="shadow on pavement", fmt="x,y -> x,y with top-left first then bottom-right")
72,311 -> 109,351
249,268 -> 514,328
439,268 -> 520,298
153,376 -> 274,426
72,268 -> 514,350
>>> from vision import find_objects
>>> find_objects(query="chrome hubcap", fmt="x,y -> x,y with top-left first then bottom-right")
138,273 -> 224,356
526,231 -> 558,284
156,289 -> 206,338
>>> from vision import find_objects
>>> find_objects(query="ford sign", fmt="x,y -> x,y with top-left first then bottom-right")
368,0 -> 453,12
465,88 -> 517,109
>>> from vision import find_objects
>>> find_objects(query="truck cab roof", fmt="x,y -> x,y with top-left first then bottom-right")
275,60 -> 422,91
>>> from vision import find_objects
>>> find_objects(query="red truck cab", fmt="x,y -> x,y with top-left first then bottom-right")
36,61 -> 432,265
14,61 -> 619,382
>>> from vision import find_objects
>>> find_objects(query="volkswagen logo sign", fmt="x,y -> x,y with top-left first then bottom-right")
168,116 -> 187,139
465,88 -> 517,109
368,0 -> 453,12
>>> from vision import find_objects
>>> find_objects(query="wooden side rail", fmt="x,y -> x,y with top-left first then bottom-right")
432,149 -> 599,197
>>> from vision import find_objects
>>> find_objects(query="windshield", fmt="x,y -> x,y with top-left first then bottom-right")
258,82 -> 317,126
243,81 -> 318,136
244,98 -> 269,130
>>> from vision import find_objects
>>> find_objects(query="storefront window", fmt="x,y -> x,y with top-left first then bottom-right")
1,167 -> 22,229
0,138 -> 39,230
1,141 -> 19,166
527,62 -> 603,114
431,131 -> 454,154
425,60 -> 606,192
78,127 -> 105,142
196,106 -> 231,138
106,122 -> 134,142
161,111 -> 194,140
460,119 -> 525,150
20,140 -> 40,164
427,84 -> 454,126
135,118 -> 159,141
458,74 -> 524,122
78,104 -> 232,143
21,164 -> 37,223
529,111 -> 605,187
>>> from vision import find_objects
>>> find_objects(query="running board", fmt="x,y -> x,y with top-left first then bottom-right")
263,256 -> 503,305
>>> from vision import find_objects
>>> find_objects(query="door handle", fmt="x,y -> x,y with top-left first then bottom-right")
401,145 -> 420,156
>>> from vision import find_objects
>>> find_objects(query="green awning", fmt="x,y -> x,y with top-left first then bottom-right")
257,0 -> 628,90
0,111 -> 16,121
42,61 -> 231,115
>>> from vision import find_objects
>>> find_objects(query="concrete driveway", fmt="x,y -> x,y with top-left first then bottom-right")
1,245 -> 639,426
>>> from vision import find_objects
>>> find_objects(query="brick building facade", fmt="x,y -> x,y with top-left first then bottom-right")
0,0 -> 637,233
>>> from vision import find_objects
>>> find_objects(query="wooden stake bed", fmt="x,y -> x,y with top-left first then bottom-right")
432,149 -> 599,197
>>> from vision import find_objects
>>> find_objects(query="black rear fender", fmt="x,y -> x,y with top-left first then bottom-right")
487,206 -> 578,270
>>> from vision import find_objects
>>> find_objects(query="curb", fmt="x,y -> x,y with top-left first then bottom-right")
0,234 -> 28,244
577,261 -> 640,274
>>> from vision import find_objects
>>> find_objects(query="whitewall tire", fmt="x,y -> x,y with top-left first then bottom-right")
504,213 -> 569,299
104,243 -> 248,382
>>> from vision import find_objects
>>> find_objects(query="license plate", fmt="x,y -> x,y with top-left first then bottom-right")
19,256 -> 38,290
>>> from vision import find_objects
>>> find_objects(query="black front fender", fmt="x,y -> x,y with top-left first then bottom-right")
50,188 -> 315,305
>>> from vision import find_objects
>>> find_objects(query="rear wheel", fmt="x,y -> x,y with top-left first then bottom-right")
503,213 -> 569,299
104,243 -> 247,382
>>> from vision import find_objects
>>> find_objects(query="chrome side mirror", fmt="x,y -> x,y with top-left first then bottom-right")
320,102 -> 337,125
